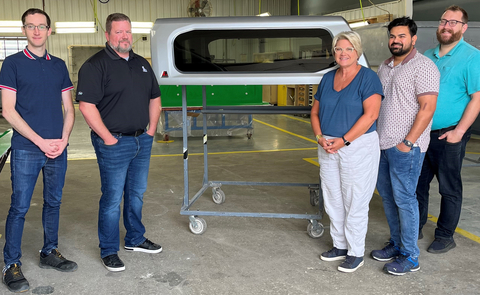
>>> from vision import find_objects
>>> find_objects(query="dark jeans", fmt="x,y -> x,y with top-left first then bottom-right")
416,127 -> 470,240
4,149 -> 67,267
91,131 -> 153,258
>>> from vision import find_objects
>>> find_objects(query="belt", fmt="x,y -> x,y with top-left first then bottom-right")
111,129 -> 145,137
430,125 -> 456,134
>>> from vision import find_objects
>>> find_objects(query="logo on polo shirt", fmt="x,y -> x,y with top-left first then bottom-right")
78,92 -> 83,95
142,66 -> 147,72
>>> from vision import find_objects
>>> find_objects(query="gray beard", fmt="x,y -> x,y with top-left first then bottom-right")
109,42 -> 132,54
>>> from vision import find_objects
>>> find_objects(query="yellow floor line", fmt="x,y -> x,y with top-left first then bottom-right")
303,158 -> 480,244
253,118 -> 317,144
427,214 -> 480,244
280,114 -> 311,123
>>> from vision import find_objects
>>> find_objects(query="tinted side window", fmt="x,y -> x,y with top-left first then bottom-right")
174,29 -> 334,73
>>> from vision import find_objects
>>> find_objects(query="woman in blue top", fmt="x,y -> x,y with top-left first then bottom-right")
310,31 -> 383,273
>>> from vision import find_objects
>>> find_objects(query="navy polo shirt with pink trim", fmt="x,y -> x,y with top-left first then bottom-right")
0,47 -> 73,152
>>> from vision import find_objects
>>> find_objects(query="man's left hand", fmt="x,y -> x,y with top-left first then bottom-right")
439,129 -> 463,143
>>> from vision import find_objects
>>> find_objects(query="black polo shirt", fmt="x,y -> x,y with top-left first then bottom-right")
76,43 -> 161,134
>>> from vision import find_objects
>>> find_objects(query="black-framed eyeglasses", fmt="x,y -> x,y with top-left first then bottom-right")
439,19 -> 465,27
23,24 -> 50,31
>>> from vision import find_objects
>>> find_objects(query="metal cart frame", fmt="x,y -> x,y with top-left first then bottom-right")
179,85 -> 324,237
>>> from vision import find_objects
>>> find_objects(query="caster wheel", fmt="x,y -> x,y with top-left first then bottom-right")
212,188 -> 226,204
310,189 -> 319,206
189,217 -> 207,235
307,222 -> 324,238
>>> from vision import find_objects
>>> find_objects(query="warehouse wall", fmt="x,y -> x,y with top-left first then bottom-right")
0,0 -> 291,66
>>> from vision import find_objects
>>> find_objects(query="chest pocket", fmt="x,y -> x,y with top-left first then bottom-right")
439,66 -> 453,83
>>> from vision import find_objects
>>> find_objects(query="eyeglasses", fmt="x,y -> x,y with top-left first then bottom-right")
23,24 -> 50,31
439,19 -> 465,27
333,47 -> 355,54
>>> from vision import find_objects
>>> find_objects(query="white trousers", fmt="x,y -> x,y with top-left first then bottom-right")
318,131 -> 380,257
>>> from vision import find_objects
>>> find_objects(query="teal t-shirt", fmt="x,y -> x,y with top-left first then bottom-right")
314,66 -> 384,137
424,38 -> 480,130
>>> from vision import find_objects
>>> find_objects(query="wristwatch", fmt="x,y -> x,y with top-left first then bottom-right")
342,136 -> 351,146
402,139 -> 413,149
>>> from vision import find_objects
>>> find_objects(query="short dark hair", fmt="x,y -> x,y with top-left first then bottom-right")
388,16 -> 417,37
21,8 -> 51,27
106,13 -> 131,33
444,5 -> 468,23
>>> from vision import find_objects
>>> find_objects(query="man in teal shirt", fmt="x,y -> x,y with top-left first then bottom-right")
416,5 -> 480,254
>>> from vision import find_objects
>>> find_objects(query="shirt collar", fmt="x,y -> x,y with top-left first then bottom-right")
104,42 -> 134,60
384,48 -> 417,67
23,46 -> 51,60
433,37 -> 465,58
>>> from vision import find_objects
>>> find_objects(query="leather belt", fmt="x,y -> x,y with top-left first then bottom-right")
430,125 -> 456,134
111,129 -> 145,137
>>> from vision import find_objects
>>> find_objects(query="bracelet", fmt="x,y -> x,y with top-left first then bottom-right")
316,134 -> 323,141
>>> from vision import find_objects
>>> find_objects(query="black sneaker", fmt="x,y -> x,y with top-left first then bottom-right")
2,264 -> 29,293
418,230 -> 423,240
320,247 -> 348,261
427,238 -> 456,254
125,238 -> 162,254
101,254 -> 125,272
39,249 -> 78,272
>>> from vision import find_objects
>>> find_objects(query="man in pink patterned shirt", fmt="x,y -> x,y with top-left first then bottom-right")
371,17 -> 440,276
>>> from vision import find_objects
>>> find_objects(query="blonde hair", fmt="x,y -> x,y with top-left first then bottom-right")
332,31 -> 363,58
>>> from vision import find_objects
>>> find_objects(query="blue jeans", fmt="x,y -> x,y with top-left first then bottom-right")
91,131 -> 153,258
4,149 -> 67,267
376,146 -> 425,257
416,129 -> 470,240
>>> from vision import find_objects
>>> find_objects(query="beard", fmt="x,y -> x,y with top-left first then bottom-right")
389,42 -> 413,57
109,40 -> 132,53
436,28 -> 462,45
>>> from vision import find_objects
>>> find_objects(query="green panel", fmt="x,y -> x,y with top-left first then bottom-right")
159,85 -> 264,107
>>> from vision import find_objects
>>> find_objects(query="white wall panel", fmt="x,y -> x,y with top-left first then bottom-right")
325,0 -> 411,22
1,0 -> 291,65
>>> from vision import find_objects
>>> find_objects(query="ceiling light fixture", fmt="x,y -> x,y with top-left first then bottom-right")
0,21 -> 23,33
55,22 -> 96,33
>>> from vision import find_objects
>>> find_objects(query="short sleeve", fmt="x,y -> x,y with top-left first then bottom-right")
314,70 -> 333,101
466,52 -> 480,96
414,58 -> 440,97
146,62 -> 161,98
76,61 -> 104,104
360,68 -> 384,101
0,58 -> 18,91
60,61 -> 73,92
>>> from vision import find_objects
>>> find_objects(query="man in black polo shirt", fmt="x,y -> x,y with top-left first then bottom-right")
77,13 -> 162,272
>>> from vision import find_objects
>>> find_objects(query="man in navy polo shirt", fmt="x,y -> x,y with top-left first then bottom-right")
77,13 -> 162,272
0,8 -> 77,293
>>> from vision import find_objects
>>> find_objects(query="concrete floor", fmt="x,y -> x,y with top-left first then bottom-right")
1,107 -> 480,294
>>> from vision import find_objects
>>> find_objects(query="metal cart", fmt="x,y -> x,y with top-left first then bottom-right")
0,129 -> 12,174
179,86 -> 324,237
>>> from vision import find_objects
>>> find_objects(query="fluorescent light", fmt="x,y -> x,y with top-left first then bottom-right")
56,28 -> 97,34
131,22 -> 153,28
131,22 -> 153,34
0,21 -> 22,33
55,22 -> 95,28
257,12 -> 271,17
349,21 -> 369,28
55,21 -> 96,33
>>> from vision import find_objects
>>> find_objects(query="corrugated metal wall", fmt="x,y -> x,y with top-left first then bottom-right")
0,0 -> 291,63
